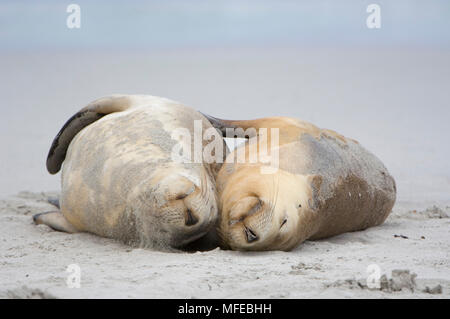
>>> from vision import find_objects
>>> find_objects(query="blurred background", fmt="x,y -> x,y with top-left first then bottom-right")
0,0 -> 449,203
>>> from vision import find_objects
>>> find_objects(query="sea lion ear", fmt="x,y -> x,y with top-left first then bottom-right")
307,175 -> 323,211
46,95 -> 135,174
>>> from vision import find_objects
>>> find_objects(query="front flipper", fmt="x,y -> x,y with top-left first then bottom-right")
33,211 -> 79,233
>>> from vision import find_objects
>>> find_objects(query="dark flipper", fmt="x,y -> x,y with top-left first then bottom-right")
200,113 -> 240,137
47,111 -> 104,174
201,113 -> 279,139
47,197 -> 60,209
46,95 -> 136,174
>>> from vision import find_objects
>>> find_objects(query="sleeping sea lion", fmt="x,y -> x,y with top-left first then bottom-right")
203,115 -> 396,251
34,95 -> 224,249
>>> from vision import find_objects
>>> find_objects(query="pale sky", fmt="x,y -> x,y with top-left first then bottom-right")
0,0 -> 449,50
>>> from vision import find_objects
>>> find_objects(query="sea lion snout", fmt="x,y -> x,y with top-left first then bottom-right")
185,209 -> 199,226
217,167 -> 314,251
143,170 -> 218,247
244,226 -> 259,243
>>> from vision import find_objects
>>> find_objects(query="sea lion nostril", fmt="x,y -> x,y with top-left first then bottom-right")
244,226 -> 258,243
185,209 -> 199,226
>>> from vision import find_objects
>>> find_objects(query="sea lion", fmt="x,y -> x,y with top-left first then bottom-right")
203,115 -> 396,251
34,95 -> 225,249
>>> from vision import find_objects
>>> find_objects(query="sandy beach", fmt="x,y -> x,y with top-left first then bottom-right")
1,47 -> 449,298
0,191 -> 448,298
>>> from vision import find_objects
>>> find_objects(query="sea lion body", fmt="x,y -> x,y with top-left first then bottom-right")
37,95 -> 223,249
206,116 -> 396,251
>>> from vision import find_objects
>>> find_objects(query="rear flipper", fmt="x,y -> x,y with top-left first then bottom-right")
33,211 -> 79,233
47,197 -> 60,209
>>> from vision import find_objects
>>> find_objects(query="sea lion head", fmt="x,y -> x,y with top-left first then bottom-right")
217,165 -> 319,251
131,165 -> 218,249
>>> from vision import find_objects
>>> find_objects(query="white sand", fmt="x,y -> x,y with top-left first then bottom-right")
0,191 -> 448,298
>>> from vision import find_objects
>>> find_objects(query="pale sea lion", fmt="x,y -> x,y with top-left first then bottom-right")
203,115 -> 396,251
34,95 -> 224,249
